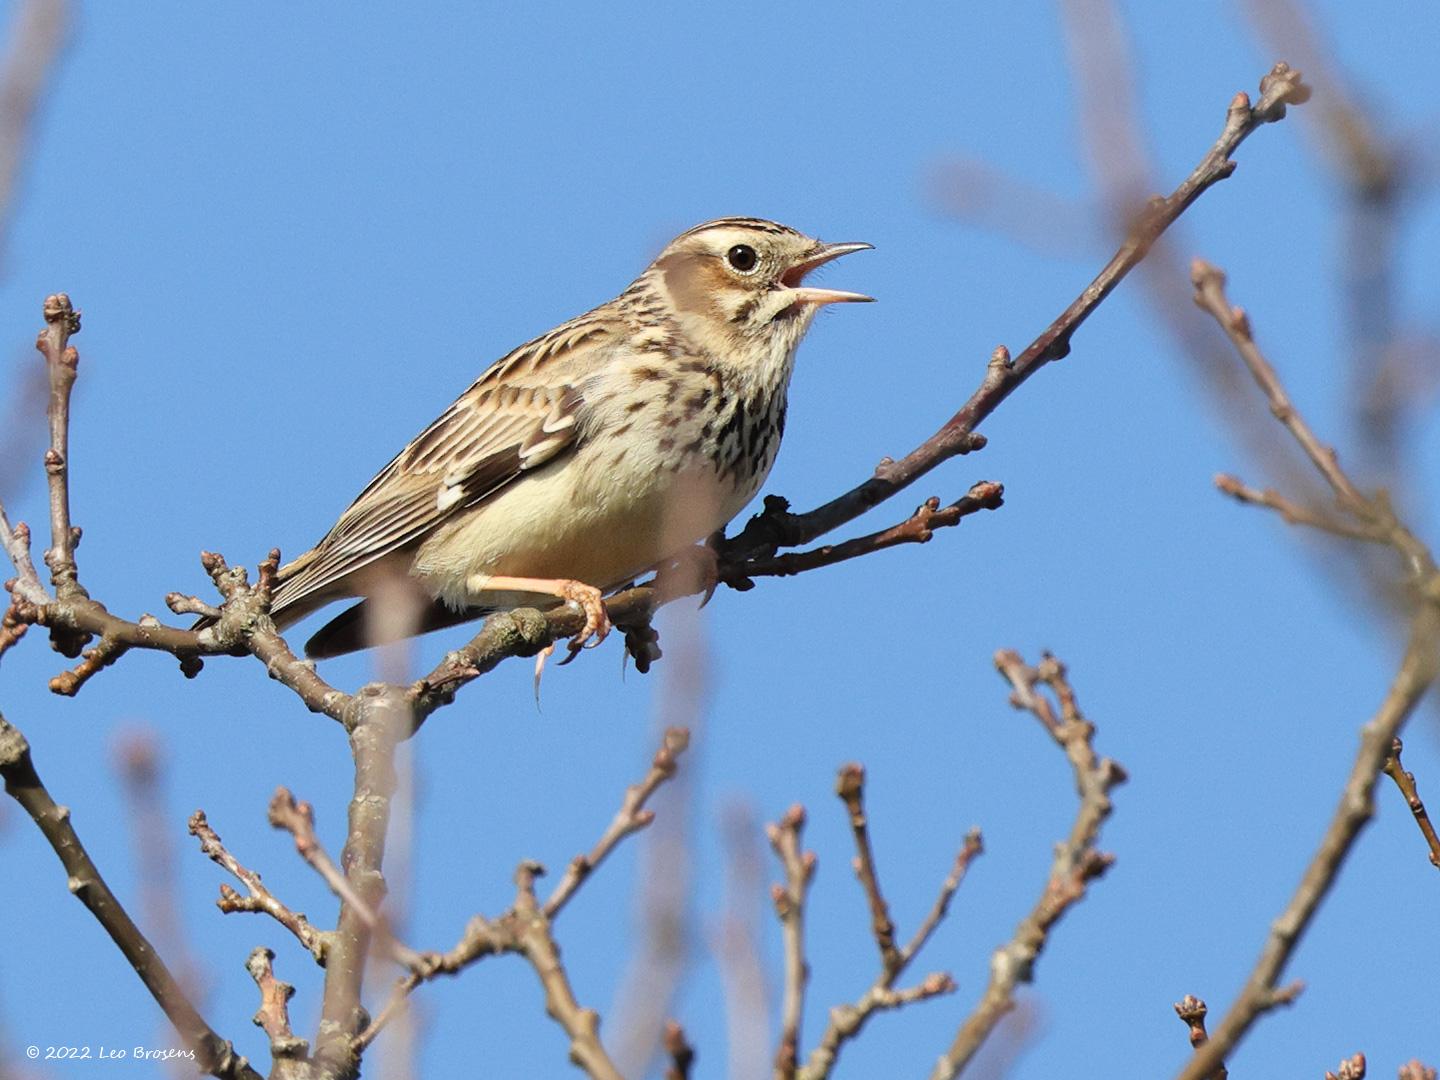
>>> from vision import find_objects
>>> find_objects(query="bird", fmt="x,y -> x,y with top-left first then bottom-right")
234,217 -> 871,660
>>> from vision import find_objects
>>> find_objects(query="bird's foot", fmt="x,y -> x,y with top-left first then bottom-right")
554,579 -> 611,664
475,574 -> 612,666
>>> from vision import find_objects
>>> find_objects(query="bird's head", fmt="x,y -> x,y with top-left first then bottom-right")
641,218 -> 872,367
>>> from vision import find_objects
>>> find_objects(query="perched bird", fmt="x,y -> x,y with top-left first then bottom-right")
248,218 -> 871,659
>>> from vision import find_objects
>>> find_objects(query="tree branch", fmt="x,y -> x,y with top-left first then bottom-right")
1173,995 -> 1227,1080
188,809 -> 329,963
0,712 -> 259,1080
768,804 -> 815,1080
1381,737 -> 1440,870
1177,262 -> 1440,1079
932,652 -> 1125,1079
720,63 -> 1310,568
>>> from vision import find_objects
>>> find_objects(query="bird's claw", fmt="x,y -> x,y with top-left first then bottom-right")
556,580 -> 610,665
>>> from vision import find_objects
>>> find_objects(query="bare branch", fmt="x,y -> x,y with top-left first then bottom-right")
1173,995 -> 1227,1080
0,712 -> 258,1080
356,726 -> 692,1060
901,830 -> 984,967
768,804 -> 815,1080
313,703 -> 407,1077
36,293 -> 82,603
796,775 -> 977,1080
1382,737 -> 1440,870
545,726 -> 690,920
512,860 -> 626,1080
1191,263 -> 1371,516
724,483 -> 1004,589
1213,474 -> 1389,544
721,63 -> 1309,567
1179,263 -> 1440,1078
933,652 -> 1125,1079
244,948 -> 310,1074
835,763 -> 899,973
187,809 -> 328,963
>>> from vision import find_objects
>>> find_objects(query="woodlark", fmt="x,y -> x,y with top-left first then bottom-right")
255,218 -> 871,659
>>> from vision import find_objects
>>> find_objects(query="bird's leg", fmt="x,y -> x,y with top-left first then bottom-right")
476,574 -> 612,661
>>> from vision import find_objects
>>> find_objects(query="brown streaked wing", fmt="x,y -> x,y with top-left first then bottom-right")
271,310 -> 623,615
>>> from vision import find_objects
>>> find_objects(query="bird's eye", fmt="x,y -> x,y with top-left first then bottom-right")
726,244 -> 758,273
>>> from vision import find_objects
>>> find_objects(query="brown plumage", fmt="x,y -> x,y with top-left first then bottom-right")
214,218 -> 871,659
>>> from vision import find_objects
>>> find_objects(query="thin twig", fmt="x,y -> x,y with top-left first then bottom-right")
244,947 -> 310,1075
793,767 -> 971,1080
933,652 -> 1126,1079
1213,474 -> 1388,544
36,293 -> 82,602
513,860 -> 626,1080
835,763 -> 899,973
1382,738 -> 1440,870
545,726 -> 689,920
1173,995 -> 1228,1080
187,809 -> 328,962
768,804 -> 815,1080
901,829 -> 984,966
724,483 -> 1004,589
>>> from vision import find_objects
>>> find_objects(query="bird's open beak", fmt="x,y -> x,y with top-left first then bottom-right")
781,241 -> 874,306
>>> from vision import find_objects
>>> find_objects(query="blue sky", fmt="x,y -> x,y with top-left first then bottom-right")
1,2 -> 1438,1078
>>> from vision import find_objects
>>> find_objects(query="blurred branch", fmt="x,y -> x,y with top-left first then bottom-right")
663,1020 -> 695,1080
115,731 -> 210,1017
608,616 -> 704,1079
1213,474 -> 1388,544
1243,0 -> 1425,485
1325,1053 -> 1367,1080
1176,262 -> 1440,1079
0,0 -> 69,255
933,651 -> 1125,1080
1381,738 -> 1440,871
715,804 -> 772,1080
0,712 -> 258,1080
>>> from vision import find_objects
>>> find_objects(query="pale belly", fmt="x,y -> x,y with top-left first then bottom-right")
411,439 -> 755,611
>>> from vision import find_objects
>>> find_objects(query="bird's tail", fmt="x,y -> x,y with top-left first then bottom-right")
303,597 -> 485,659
